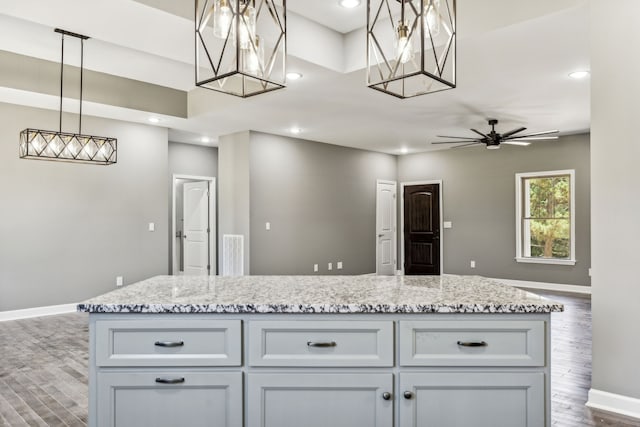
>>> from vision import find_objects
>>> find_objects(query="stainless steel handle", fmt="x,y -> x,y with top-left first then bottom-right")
155,377 -> 185,384
307,341 -> 337,348
382,392 -> 392,401
378,234 -> 384,237
457,340 -> 488,347
154,341 -> 184,348
403,391 -> 413,400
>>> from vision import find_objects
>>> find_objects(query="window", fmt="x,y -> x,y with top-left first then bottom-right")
515,170 -> 576,265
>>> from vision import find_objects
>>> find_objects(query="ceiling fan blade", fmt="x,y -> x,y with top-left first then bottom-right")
510,129 -> 559,138
502,140 -> 531,146
500,127 -> 527,138
452,142 -> 482,149
432,140 -> 481,144
505,136 -> 559,141
470,129 -> 488,138
436,135 -> 479,140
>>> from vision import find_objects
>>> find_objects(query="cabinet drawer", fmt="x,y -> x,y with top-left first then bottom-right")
95,319 -> 241,367
399,320 -> 545,367
97,371 -> 242,427
248,320 -> 394,367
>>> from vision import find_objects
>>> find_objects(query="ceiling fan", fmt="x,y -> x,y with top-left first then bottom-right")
432,119 -> 559,150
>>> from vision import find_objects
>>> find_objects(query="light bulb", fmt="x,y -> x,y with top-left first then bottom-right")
424,0 -> 441,37
395,22 -> 414,64
237,0 -> 257,49
213,0 -> 233,39
243,35 -> 263,75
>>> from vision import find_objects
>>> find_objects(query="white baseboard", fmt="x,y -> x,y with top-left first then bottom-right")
0,303 -> 77,322
587,389 -> 640,420
491,278 -> 591,295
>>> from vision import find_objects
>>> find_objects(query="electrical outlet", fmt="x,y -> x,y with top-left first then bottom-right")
265,222 -> 271,231
328,262 -> 333,271
588,268 -> 592,277
470,260 -> 476,268
116,276 -> 124,287
148,222 -> 155,232
337,261 -> 343,270
314,264 -> 318,272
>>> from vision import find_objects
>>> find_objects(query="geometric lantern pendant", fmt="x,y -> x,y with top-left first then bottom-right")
19,29 -> 117,165
195,0 -> 287,98
19,129 -> 117,165
367,0 -> 456,98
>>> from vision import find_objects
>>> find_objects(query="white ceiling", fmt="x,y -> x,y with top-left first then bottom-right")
0,0 -> 590,154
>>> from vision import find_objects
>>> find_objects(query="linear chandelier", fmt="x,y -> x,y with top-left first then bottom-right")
19,29 -> 117,165
367,0 -> 456,98
195,0 -> 286,98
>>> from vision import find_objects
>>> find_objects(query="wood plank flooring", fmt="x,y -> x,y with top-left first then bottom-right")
0,292 -> 639,426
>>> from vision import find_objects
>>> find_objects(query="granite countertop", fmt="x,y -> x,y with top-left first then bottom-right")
77,274 -> 564,314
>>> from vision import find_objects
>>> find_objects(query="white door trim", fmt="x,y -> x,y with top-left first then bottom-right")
172,174 -> 217,275
376,179 -> 397,275
400,180 -> 444,275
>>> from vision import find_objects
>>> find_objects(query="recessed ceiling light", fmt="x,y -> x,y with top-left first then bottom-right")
290,127 -> 302,134
339,0 -> 360,8
286,72 -> 303,81
148,117 -> 161,123
201,136 -> 211,143
568,70 -> 590,79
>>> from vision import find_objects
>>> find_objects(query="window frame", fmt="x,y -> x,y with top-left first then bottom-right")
515,169 -> 576,266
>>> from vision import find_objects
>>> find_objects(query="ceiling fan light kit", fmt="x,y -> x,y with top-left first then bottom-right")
195,0 -> 287,98
367,0 -> 456,98
19,29 -> 117,165
432,118 -> 559,150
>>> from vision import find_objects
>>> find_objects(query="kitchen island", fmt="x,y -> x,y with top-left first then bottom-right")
78,274 -> 563,427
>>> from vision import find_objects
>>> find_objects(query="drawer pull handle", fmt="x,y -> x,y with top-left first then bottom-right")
457,340 -> 488,347
382,392 -> 392,401
154,341 -> 184,348
155,377 -> 185,384
307,341 -> 337,348
403,391 -> 413,400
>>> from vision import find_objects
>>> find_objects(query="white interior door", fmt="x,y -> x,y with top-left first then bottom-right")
376,180 -> 397,275
183,181 -> 209,276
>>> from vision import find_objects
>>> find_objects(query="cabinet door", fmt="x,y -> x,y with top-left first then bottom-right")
97,371 -> 242,427
247,373 -> 393,427
399,372 -> 545,427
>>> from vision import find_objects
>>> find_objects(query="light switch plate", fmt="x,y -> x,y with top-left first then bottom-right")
337,261 -> 343,269
314,264 -> 318,272
265,222 -> 271,230
328,262 -> 333,271
443,221 -> 452,229
148,222 -> 155,232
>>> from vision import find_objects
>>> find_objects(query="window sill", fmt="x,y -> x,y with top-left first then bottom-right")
515,257 -> 576,266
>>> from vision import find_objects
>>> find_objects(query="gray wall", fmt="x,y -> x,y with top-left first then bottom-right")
0,102 -> 169,311
218,131 -> 251,273
398,133 -> 590,286
591,0 -> 640,400
168,142 -> 218,273
249,132 -> 397,275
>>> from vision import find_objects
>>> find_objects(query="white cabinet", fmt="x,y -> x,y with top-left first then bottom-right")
247,373 -> 393,427
89,314 -> 551,426
399,372 -> 545,427
96,371 -> 242,427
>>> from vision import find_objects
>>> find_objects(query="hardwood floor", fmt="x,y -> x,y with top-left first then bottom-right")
1,292 -> 639,426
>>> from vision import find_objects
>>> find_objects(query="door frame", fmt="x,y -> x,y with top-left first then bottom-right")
400,180 -> 444,275
375,179 -> 397,275
172,174 -> 217,275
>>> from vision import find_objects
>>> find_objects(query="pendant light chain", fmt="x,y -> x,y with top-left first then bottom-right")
59,33 -> 64,133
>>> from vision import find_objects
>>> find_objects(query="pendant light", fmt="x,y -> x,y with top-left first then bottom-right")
19,29 -> 117,165
196,0 -> 286,98
367,0 -> 456,98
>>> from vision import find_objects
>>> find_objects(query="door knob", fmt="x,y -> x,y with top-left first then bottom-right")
403,391 -> 413,400
382,392 -> 392,401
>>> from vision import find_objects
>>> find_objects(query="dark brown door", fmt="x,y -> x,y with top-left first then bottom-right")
404,184 -> 440,275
